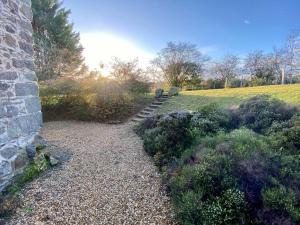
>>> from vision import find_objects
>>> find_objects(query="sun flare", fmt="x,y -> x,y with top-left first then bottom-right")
80,32 -> 155,74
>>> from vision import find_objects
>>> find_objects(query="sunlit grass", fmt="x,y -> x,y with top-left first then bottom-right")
157,83 -> 300,114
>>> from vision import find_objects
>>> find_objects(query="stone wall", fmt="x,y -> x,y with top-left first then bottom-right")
0,0 -> 42,191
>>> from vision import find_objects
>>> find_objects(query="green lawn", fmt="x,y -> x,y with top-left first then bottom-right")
157,83 -> 300,114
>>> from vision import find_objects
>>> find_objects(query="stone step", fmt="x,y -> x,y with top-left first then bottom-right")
132,93 -> 170,122
132,117 -> 144,122
149,104 -> 160,108
136,113 -> 148,118
140,110 -> 152,115
152,101 -> 163,106
143,107 -> 155,112
156,98 -> 168,102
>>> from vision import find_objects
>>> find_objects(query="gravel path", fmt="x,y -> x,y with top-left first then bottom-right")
7,121 -> 177,225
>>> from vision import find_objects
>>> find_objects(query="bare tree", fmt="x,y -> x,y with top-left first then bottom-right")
271,47 -> 288,84
284,31 -> 300,83
244,51 -> 278,85
110,57 -> 143,82
152,42 -> 209,87
212,55 -> 239,88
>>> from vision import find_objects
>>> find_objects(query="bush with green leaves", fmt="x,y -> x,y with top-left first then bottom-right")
136,104 -> 236,155
168,129 -> 300,224
190,104 -> 237,136
168,86 -> 180,96
137,95 -> 300,225
268,114 -> 300,154
228,78 -> 242,88
133,115 -> 160,136
40,77 -> 151,122
138,111 -> 193,167
155,88 -> 164,98
238,95 -> 296,133
123,79 -> 151,94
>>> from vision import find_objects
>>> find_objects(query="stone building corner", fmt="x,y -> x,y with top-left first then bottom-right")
0,0 -> 42,191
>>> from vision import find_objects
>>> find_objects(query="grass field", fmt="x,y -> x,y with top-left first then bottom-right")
157,83 -> 300,114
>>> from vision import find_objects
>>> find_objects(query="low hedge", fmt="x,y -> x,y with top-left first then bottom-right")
136,95 -> 300,225
40,77 -> 151,122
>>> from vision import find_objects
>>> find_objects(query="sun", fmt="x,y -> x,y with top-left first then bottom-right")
80,32 -> 155,74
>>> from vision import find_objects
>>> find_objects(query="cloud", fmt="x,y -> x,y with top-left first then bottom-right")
80,32 -> 155,73
243,19 -> 251,25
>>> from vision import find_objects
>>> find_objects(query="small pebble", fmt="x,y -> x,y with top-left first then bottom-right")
7,121 -> 178,225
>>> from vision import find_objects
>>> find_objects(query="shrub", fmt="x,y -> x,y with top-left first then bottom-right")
251,77 -> 269,86
168,86 -> 180,96
228,78 -> 242,88
190,104 -> 236,136
155,88 -> 164,98
167,129 -> 300,224
202,78 -> 224,89
139,111 -> 193,167
238,95 -> 297,133
201,189 -> 246,225
169,142 -> 248,224
40,77 -> 151,122
136,104 -> 237,164
123,79 -> 151,94
262,186 -> 300,222
268,115 -> 300,154
133,115 -> 160,136
138,96 -> 300,225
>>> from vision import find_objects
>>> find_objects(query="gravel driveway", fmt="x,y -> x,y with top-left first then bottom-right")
7,121 -> 177,225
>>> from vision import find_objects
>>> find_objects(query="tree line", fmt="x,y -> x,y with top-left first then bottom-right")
32,0 -> 300,90
153,33 -> 300,89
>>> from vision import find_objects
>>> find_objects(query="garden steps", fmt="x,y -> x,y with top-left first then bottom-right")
132,117 -> 145,122
140,110 -> 152,115
152,101 -> 163,106
132,92 -> 170,122
143,107 -> 155,112
147,105 -> 160,110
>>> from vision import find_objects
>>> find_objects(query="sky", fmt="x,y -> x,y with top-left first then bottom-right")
63,0 -> 300,70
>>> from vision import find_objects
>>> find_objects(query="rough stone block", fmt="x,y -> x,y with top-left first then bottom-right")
26,144 -> 36,159
19,19 -> 33,33
19,31 -> 32,43
20,3 -> 33,20
8,1 -> 18,15
7,113 -> 42,138
25,97 -> 41,113
6,105 -> 19,117
0,107 -> 6,118
12,58 -> 35,71
0,125 -> 5,135
0,71 -> 18,80
0,161 -> 11,178
11,151 -> 28,171
18,41 -> 33,55
23,72 -> 37,81
0,82 -> 10,91
0,146 -> 17,159
4,33 -> 17,48
15,82 -> 38,96
5,24 -> 16,34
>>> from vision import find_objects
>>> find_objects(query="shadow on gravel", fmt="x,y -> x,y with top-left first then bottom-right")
0,143 -> 73,225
